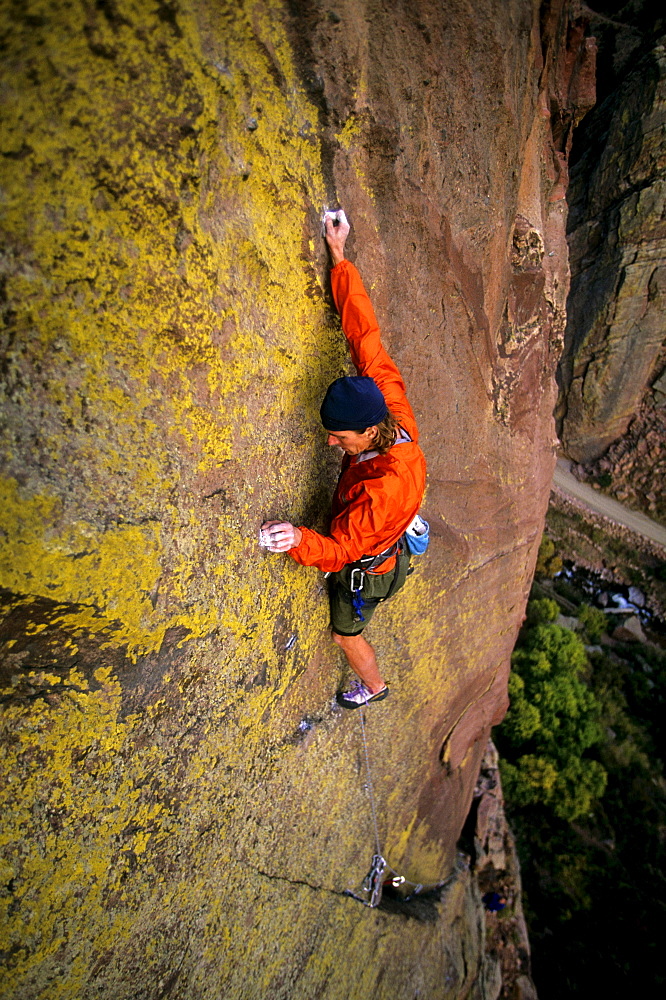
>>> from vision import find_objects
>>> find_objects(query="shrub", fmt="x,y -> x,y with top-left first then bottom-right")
535,535 -> 563,578
526,598 -> 559,626
578,604 -> 607,643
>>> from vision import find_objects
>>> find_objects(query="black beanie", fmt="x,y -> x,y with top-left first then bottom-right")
320,375 -> 388,431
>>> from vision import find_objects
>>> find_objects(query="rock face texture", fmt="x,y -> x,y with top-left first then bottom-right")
472,742 -> 538,1000
570,389 -> 666,523
0,2 -> 591,998
558,7 -> 666,486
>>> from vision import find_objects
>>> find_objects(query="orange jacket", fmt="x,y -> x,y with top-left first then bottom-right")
289,260 -> 426,574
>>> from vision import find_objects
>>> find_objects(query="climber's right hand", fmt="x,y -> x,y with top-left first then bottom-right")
325,212 -> 349,266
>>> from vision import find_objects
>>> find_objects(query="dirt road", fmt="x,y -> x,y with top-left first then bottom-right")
552,459 -> 666,550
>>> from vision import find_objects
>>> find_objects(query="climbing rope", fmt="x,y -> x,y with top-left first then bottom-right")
358,705 -> 382,857
345,703 -> 448,908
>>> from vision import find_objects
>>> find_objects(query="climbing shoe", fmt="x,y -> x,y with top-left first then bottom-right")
337,680 -> 390,710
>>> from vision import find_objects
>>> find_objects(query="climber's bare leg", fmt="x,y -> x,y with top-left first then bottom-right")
332,631 -> 385,693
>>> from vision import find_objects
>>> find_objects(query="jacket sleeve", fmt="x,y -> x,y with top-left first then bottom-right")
289,478 -> 396,574
331,260 -> 419,441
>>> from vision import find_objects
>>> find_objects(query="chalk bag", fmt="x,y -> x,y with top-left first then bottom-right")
404,514 -> 430,556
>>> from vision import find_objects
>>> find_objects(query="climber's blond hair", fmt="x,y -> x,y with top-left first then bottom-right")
370,411 -> 400,455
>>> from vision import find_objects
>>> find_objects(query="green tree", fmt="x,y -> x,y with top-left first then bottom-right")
497,607 -> 607,821
578,604 -> 607,643
498,597 -> 666,999
525,597 -> 559,626
501,754 -> 558,808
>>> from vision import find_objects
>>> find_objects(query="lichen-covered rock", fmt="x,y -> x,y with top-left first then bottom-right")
0,2 -> 590,997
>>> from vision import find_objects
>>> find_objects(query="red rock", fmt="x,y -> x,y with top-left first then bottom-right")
0,0 -> 596,993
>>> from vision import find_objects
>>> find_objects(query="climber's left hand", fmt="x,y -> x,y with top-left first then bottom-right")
260,520 -> 302,552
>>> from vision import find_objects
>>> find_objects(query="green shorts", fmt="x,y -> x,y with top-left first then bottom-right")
329,551 -> 412,637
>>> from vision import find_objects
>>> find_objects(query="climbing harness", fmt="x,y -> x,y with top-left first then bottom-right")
346,510 -> 429,625
356,540 -> 400,572
347,538 -> 411,624
345,702 -> 446,908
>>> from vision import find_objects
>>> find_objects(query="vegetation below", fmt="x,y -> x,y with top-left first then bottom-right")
495,538 -> 666,998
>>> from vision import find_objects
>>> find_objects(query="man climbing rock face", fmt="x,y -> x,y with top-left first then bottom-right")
261,213 -> 426,709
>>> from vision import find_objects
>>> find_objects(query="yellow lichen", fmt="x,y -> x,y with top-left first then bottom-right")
0,0 -> 517,995
0,0 -> 350,993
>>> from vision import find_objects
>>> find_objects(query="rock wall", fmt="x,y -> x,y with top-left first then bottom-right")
567,386 -> 666,523
558,6 -> 666,470
472,742 -> 538,1000
0,2 -> 592,998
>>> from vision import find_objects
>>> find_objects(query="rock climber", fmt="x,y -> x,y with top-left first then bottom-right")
482,891 -> 507,913
261,212 -> 426,709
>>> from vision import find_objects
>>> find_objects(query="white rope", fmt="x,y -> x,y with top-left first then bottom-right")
358,706 -> 383,857
350,702 -> 447,907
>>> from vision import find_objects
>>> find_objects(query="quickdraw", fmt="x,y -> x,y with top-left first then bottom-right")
346,705 -> 449,909
362,853 -> 387,908
350,566 -> 366,621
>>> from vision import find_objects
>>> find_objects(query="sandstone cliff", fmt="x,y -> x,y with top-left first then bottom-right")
0,2 -> 592,997
557,4 -> 666,519
470,741 -> 538,1000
